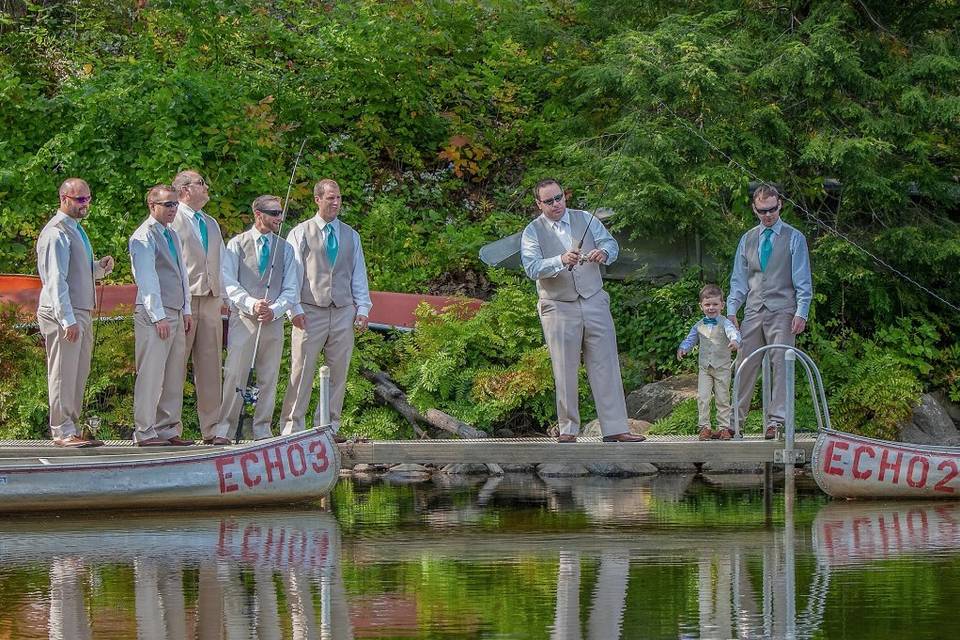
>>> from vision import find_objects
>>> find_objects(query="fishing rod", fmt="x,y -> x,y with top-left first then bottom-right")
567,137 -> 630,271
235,138 -> 307,443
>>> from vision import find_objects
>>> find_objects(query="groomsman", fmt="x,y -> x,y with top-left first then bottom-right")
170,170 -> 226,442
36,178 -> 114,447
212,195 -> 299,443
129,185 -> 194,446
280,179 -> 371,442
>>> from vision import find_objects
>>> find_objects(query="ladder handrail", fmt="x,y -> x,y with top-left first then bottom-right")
732,344 -> 832,437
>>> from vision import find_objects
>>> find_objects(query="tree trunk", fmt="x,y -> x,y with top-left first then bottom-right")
424,409 -> 487,439
361,369 -> 428,439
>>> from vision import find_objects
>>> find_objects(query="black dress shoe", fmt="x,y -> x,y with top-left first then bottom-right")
602,433 -> 647,443
166,436 -> 196,446
137,438 -> 173,447
557,434 -> 577,443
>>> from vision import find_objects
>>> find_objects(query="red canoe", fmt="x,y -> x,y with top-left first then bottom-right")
0,274 -> 481,330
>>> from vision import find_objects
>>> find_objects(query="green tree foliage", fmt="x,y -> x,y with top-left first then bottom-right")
1,1 -> 957,439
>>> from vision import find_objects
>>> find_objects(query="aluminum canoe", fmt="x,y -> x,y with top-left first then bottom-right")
0,427 -> 340,512
812,428 -> 960,499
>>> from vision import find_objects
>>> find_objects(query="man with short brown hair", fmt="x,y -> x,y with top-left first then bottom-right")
36,178 -> 115,447
280,179 -> 371,442
213,194 -> 299,443
727,185 -> 812,439
129,184 -> 194,446
170,169 -> 226,442
520,178 -> 644,444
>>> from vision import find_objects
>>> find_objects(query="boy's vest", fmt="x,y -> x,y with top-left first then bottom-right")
697,321 -> 734,369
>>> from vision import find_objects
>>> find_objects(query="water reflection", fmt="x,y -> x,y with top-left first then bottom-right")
4,478 -> 960,639
1,511 -> 350,640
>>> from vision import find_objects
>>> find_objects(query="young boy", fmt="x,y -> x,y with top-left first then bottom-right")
677,284 -> 741,440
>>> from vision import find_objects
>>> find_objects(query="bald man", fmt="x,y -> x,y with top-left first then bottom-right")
36,178 -> 115,447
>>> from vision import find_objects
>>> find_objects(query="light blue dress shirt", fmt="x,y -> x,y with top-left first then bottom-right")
222,228 -> 300,319
520,210 -> 619,280
726,219 -> 813,319
287,216 -> 373,318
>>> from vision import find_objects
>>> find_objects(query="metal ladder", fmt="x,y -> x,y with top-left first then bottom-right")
731,344 -> 833,464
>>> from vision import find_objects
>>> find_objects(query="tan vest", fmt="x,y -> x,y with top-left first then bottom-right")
744,223 -> 798,315
697,321 -> 734,369
170,209 -> 223,297
234,230 -> 288,312
148,223 -> 186,311
54,219 -> 96,311
296,218 -> 355,308
530,210 -> 603,302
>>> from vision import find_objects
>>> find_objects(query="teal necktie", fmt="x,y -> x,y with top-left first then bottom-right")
194,211 -> 208,252
325,224 -> 339,266
759,227 -> 774,272
258,235 -> 270,276
163,227 -> 178,260
76,224 -> 93,262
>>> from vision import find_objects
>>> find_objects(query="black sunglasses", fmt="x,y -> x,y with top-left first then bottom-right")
258,208 -> 283,217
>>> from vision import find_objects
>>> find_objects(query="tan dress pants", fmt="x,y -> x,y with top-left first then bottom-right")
280,303 -> 355,434
215,312 -> 284,440
133,305 -> 186,442
185,294 -> 224,440
38,307 -> 93,439
698,363 -> 732,429
538,290 -> 628,437
734,308 -> 795,429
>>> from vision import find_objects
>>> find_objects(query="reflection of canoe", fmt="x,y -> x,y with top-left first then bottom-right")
812,428 -> 960,499
0,509 -> 340,569
0,427 -> 340,512
0,274 -> 481,330
478,210 -> 717,281
812,500 -> 960,566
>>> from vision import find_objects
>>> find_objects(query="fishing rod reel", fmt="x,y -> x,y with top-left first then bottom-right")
237,382 -> 260,406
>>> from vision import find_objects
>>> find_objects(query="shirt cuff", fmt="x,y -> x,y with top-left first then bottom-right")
356,305 -> 371,318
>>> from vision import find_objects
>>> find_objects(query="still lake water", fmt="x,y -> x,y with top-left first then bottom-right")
2,472 -> 960,639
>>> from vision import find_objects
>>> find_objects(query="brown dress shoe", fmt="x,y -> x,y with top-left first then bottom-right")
53,435 -> 102,448
137,438 -> 172,447
717,428 -> 734,441
557,434 -> 577,443
698,427 -> 713,441
166,436 -> 196,446
764,425 -> 779,440
602,432 -> 646,443
333,433 -> 347,444
202,437 -> 232,445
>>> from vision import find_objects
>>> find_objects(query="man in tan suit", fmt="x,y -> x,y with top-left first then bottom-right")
129,185 -> 194,446
520,178 -> 644,443
727,184 -> 812,439
170,170 -> 226,443
281,179 -> 372,443
36,178 -> 115,447
214,195 -> 300,443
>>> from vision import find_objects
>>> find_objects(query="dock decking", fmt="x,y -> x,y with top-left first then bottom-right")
0,434 -> 816,466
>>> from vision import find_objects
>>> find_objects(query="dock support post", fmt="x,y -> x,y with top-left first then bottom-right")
782,348 -> 797,639
318,365 -> 331,429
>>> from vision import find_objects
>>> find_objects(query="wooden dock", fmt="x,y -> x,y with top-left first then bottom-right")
0,434 -> 816,467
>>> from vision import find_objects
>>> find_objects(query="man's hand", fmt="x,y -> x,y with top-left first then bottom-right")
253,299 -> 274,323
560,250 -> 582,267
355,315 -> 369,333
676,348 -> 686,360
98,255 -> 115,274
291,314 -> 306,330
728,340 -> 739,351
584,249 -> 608,264
155,318 -> 171,339
791,316 -> 807,335
727,314 -> 739,330
183,314 -> 193,335
63,323 -> 79,343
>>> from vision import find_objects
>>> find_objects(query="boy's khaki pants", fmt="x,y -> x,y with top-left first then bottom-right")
698,364 -> 732,430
